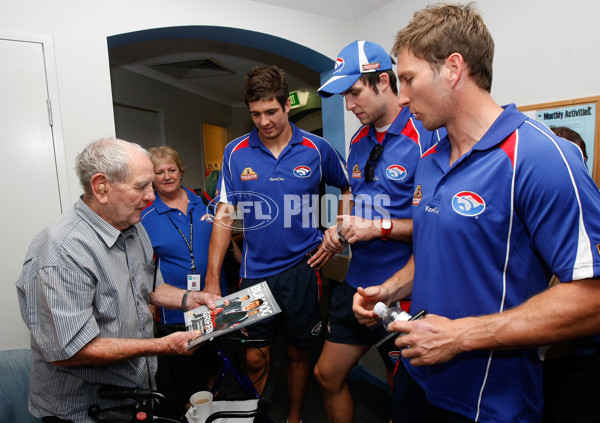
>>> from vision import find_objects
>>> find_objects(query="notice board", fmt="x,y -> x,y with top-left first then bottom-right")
519,96 -> 599,185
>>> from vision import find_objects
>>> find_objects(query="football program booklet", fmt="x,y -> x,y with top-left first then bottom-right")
184,281 -> 281,348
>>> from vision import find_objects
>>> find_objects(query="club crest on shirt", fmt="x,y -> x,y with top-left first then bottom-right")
388,350 -> 401,364
293,165 -> 312,178
412,185 -> 423,206
386,165 -> 407,181
352,163 -> 362,179
241,167 -> 258,181
452,191 -> 486,216
200,213 -> 214,222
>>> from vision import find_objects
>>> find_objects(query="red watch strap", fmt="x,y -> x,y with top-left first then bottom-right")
381,218 -> 392,241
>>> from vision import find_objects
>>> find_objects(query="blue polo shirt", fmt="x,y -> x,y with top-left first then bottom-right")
346,107 -> 440,288
217,123 -> 349,279
406,104 -> 600,423
141,187 -> 227,324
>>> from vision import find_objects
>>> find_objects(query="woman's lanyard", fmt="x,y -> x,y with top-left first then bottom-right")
166,208 -> 196,273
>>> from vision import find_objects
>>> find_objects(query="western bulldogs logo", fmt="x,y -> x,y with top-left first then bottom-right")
452,191 -> 486,216
293,165 -> 312,178
311,321 -> 322,336
386,165 -> 407,181
200,213 -> 214,222
388,351 -> 401,364
334,57 -> 345,73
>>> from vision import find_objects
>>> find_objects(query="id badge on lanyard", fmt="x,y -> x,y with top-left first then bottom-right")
187,274 -> 201,291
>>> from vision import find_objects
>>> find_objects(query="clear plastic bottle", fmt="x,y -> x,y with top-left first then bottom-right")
374,302 -> 412,330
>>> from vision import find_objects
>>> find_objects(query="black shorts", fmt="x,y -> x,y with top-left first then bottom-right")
240,256 -> 322,348
326,281 -> 401,371
392,361 -> 476,423
543,351 -> 600,422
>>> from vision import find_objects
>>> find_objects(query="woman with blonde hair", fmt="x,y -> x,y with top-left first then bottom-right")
141,145 -> 227,412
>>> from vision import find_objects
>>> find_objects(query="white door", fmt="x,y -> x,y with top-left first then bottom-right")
114,103 -> 165,149
0,35 -> 67,349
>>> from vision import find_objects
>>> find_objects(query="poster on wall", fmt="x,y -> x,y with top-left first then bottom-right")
534,104 -> 595,175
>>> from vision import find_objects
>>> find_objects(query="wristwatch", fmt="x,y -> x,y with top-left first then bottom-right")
381,218 -> 393,241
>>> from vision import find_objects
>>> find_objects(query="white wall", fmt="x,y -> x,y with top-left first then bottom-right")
0,0 -> 354,204
355,0 -> 600,107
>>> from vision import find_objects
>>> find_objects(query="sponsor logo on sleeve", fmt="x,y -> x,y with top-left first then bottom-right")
241,167 -> 257,181
386,165 -> 407,181
452,191 -> 486,216
352,163 -> 362,179
412,185 -> 423,206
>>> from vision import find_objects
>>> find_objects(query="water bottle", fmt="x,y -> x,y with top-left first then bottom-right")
374,302 -> 412,330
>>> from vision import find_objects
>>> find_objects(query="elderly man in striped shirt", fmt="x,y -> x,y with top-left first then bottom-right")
16,138 -> 220,423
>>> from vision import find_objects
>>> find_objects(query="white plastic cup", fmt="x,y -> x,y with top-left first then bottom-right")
186,391 -> 213,423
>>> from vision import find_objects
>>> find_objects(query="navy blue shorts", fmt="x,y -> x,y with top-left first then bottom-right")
326,281 -> 402,371
239,256 -> 323,348
392,361 -> 476,423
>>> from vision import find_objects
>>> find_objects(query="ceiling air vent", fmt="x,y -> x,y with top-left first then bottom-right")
150,58 -> 234,79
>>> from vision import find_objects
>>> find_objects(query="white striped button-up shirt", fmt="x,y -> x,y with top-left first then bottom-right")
16,198 -> 164,421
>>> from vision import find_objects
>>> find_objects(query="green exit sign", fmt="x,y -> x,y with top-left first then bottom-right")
289,91 -> 300,107
289,91 -> 309,109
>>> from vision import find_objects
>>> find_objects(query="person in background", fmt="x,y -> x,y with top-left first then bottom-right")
314,40 -> 440,423
542,126 -> 600,423
353,4 -> 600,423
551,125 -> 588,165
140,145 -> 228,412
205,65 -> 350,423
16,138 -> 219,423
205,163 -> 220,199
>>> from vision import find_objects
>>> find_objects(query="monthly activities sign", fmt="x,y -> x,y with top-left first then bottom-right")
536,103 -> 595,175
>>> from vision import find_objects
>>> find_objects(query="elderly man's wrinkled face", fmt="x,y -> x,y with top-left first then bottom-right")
104,149 -> 155,231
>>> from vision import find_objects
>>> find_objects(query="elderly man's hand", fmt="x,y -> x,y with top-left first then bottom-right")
161,330 -> 206,355
187,291 -> 220,311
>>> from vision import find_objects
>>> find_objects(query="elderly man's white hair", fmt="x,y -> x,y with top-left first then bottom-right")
76,138 -> 149,194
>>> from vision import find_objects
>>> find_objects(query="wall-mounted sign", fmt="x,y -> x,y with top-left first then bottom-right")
520,96 -> 600,184
289,90 -> 309,109
535,104 -> 595,174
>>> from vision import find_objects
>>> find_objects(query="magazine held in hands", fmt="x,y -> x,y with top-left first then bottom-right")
184,281 -> 281,348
